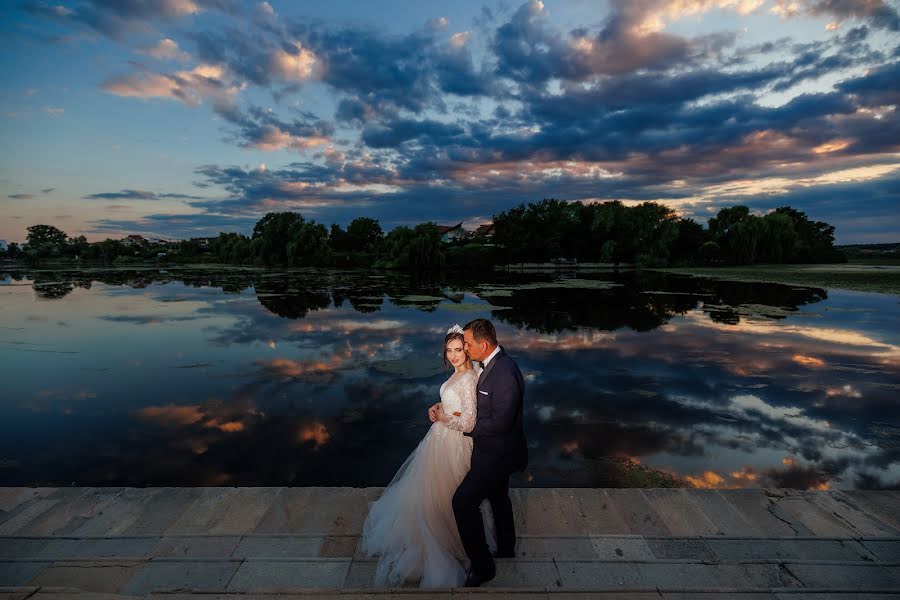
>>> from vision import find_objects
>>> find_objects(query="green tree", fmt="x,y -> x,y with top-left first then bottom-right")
345,217 -> 384,253
758,212 -> 797,263
66,235 -> 90,259
670,218 -> 709,265
252,212 -> 305,265
629,202 -> 680,267
772,206 -> 841,262
376,223 -> 444,270
25,224 -> 68,259
329,224 -> 348,252
287,221 -> 331,267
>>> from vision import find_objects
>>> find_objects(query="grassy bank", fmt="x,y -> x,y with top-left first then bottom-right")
657,262 -> 900,295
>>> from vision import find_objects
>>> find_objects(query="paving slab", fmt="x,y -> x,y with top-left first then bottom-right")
342,560 -> 377,588
13,489 -> 125,536
29,558 -> 143,592
0,499 -> 66,536
254,488 -> 370,535
0,559 -> 53,585
515,489 -> 579,536
641,489 -> 720,536
40,536 -> 158,558
776,495 -> 856,537
553,489 -> 607,535
663,594 -> 776,599
706,538 -> 876,561
123,488 -> 203,535
716,490 -> 809,536
687,489 -> 759,536
568,489 -> 630,534
589,536 -> 654,560
119,558 -> 242,594
153,535 -> 242,557
456,593 -> 549,600
0,489 -> 57,514
782,562 -> 900,589
225,558 -> 351,591
860,539 -> 900,562
232,535 -> 324,558
0,588 -> 37,600
0,537 -> 52,558
773,594 -> 900,600
840,491 -> 900,531
28,592 -> 142,600
548,594 -> 663,600
67,488 -> 169,536
515,536 -> 598,559
166,488 -> 281,535
604,490 -> 672,536
320,535 -> 359,558
483,560 -> 562,588
147,595 -> 365,600
802,492 -> 899,537
645,537 -> 716,560
557,561 -> 799,589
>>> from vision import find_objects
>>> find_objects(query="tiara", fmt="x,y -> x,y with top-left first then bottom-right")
447,324 -> 464,335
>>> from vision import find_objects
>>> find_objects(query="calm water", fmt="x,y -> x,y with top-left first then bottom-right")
1,267 -> 898,490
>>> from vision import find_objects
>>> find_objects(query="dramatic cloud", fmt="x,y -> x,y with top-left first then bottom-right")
8,0 -> 900,242
142,37 -> 190,61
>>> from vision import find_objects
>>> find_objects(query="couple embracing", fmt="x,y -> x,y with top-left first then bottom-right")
361,318 -> 528,588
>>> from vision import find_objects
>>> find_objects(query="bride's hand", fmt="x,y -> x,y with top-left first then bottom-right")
428,402 -> 442,422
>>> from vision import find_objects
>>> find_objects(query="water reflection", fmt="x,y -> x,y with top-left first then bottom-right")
0,267 -> 897,490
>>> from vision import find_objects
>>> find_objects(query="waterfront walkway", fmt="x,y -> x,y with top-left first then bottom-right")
1,487 -> 898,598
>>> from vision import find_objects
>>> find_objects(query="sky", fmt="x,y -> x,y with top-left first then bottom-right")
1,0 -> 899,245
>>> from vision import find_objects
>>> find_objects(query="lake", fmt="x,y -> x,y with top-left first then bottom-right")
1,267 -> 898,490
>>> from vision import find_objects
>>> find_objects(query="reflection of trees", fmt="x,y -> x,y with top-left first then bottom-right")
255,277 -> 332,319
30,272 -> 92,299
492,271 -> 828,333
11,267 -> 828,333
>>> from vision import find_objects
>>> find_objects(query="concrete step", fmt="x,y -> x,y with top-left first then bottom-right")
1,553 -> 898,593
2,534 -> 899,562
0,586 -> 898,600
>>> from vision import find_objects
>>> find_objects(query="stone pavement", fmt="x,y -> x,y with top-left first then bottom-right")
1,487 -> 898,598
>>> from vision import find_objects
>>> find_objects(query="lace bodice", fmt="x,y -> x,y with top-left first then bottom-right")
438,369 -> 478,433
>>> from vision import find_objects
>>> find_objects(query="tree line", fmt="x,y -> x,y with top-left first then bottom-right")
3,200 -> 844,269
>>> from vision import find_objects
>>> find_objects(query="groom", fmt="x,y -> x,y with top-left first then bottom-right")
430,318 -> 527,587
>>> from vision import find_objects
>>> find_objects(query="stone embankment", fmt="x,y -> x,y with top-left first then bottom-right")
1,487 -> 898,598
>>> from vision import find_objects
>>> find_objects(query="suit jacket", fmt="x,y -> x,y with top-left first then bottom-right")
466,346 -> 528,473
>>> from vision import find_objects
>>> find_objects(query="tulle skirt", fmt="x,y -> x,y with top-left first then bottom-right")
361,422 -> 494,588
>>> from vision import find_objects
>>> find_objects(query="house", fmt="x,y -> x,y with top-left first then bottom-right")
146,237 -> 171,246
474,223 -> 495,241
122,234 -> 147,247
0,240 -> 7,252
435,222 -> 466,243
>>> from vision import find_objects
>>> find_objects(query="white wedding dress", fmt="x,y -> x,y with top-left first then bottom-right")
361,367 -> 494,588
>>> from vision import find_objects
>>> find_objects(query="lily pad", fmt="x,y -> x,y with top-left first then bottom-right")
440,302 -> 512,312
476,289 -> 514,297
397,295 -> 445,302
498,279 -> 622,291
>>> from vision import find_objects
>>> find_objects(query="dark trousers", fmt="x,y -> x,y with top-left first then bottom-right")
452,455 -> 516,576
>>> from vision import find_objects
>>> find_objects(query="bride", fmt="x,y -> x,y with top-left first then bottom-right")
361,324 -> 493,588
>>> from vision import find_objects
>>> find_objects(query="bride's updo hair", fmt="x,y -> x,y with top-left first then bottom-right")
443,331 -> 468,370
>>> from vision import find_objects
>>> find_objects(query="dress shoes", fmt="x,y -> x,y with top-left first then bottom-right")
463,565 -> 496,587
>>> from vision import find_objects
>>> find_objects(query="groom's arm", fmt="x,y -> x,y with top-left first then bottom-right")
469,366 -> 521,437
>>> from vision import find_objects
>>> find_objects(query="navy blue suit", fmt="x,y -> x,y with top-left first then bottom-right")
452,346 -> 527,576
